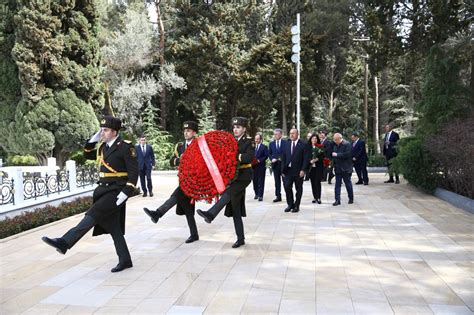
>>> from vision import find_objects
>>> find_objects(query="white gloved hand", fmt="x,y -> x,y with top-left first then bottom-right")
88,129 -> 102,143
116,192 -> 128,206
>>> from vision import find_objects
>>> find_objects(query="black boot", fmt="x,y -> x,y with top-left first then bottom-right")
143,208 -> 162,223
111,261 -> 133,273
197,210 -> 215,223
232,239 -> 245,248
42,237 -> 69,255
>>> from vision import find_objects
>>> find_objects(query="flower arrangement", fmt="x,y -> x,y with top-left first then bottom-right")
178,130 -> 238,203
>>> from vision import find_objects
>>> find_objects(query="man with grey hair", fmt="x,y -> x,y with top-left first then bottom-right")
331,133 -> 354,206
252,132 -> 268,201
268,128 -> 284,202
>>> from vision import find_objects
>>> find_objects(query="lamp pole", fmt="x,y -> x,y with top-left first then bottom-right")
291,14 -> 301,132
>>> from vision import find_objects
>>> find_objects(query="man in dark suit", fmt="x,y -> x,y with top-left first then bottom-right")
382,124 -> 400,184
331,133 -> 354,206
281,128 -> 310,213
319,130 -> 334,184
197,117 -> 254,248
136,135 -> 155,197
252,133 -> 268,201
351,132 -> 369,185
42,116 -> 139,272
268,128 -> 284,202
143,121 -> 199,244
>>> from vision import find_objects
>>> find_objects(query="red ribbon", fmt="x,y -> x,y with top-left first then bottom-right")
198,135 -> 226,194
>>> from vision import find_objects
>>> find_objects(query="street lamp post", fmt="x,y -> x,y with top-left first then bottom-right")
291,14 -> 301,132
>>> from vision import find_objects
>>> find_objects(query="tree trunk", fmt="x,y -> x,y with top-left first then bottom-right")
210,99 -> 217,129
374,76 -> 381,154
282,91 -> 287,136
156,1 -> 167,129
364,62 -> 368,137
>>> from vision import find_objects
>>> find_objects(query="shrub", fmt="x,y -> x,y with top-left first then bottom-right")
367,154 -> 386,167
0,196 -> 92,239
425,113 -> 474,198
8,155 -> 38,166
392,137 -> 440,192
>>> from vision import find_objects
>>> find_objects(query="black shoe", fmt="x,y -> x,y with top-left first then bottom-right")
284,207 -> 292,212
291,207 -> 299,213
355,181 -> 363,185
258,197 -> 263,201
149,192 -> 154,197
197,209 -> 214,223
254,195 -> 258,200
232,239 -> 245,248
143,208 -> 161,224
312,199 -> 316,203
348,199 -> 354,204
384,180 -> 394,183
364,183 -> 368,185
143,192 -> 148,197
317,199 -> 321,204
42,236 -> 68,255
332,201 -> 341,206
395,180 -> 400,184
273,197 -> 282,202
111,261 -> 133,273
185,235 -> 199,244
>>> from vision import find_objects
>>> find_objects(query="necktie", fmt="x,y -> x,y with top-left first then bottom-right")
105,144 -> 110,152
291,141 -> 296,156
277,140 -> 279,150
256,144 -> 259,152
142,145 -> 145,154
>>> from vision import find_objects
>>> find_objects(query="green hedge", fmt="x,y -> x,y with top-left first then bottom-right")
0,197 -> 92,239
392,137 -> 440,192
367,154 -> 386,167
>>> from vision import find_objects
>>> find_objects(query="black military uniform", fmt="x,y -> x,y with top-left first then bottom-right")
143,121 -> 199,244
197,117 -> 254,248
42,116 -> 139,273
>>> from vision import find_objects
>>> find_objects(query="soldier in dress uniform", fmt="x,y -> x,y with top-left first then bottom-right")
143,121 -> 199,244
42,116 -> 139,273
196,117 -> 254,248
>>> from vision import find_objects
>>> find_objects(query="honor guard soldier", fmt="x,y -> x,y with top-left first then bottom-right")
143,121 -> 199,243
197,117 -> 254,248
42,116 -> 139,273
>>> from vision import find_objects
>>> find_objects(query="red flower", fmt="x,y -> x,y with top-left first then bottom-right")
323,157 -> 331,168
178,130 -> 238,203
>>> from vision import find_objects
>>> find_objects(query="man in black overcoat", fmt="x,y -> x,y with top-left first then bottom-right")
42,116 -> 138,273
143,121 -> 200,244
196,117 -> 254,248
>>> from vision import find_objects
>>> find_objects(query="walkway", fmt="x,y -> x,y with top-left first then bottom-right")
1,173 -> 473,314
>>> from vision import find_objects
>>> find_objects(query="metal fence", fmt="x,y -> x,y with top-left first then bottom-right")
0,172 -> 15,206
23,170 -> 70,201
76,165 -> 99,188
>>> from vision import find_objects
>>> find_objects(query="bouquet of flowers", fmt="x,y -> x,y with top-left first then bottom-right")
178,130 -> 238,203
311,143 -> 325,161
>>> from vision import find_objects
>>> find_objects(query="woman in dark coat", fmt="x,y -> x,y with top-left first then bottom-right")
308,134 -> 325,204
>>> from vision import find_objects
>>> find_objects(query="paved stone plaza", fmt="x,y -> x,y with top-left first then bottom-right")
1,173 -> 473,314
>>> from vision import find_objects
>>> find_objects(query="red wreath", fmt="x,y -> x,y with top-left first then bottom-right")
178,130 -> 238,203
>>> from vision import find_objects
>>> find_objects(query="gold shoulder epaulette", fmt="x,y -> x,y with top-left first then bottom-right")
123,140 -> 132,144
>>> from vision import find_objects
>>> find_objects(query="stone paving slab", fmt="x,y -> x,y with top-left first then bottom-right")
1,173 -> 473,314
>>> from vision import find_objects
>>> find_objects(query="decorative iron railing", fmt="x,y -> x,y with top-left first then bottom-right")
23,170 -> 70,200
0,172 -> 14,205
76,165 -> 98,188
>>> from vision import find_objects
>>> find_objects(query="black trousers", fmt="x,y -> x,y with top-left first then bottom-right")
335,173 -> 354,202
283,170 -> 304,208
386,158 -> 400,181
252,165 -> 266,198
309,168 -> 322,200
272,162 -> 282,198
207,180 -> 248,241
139,166 -> 153,193
62,214 -> 131,263
158,187 -> 198,237
354,162 -> 369,183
